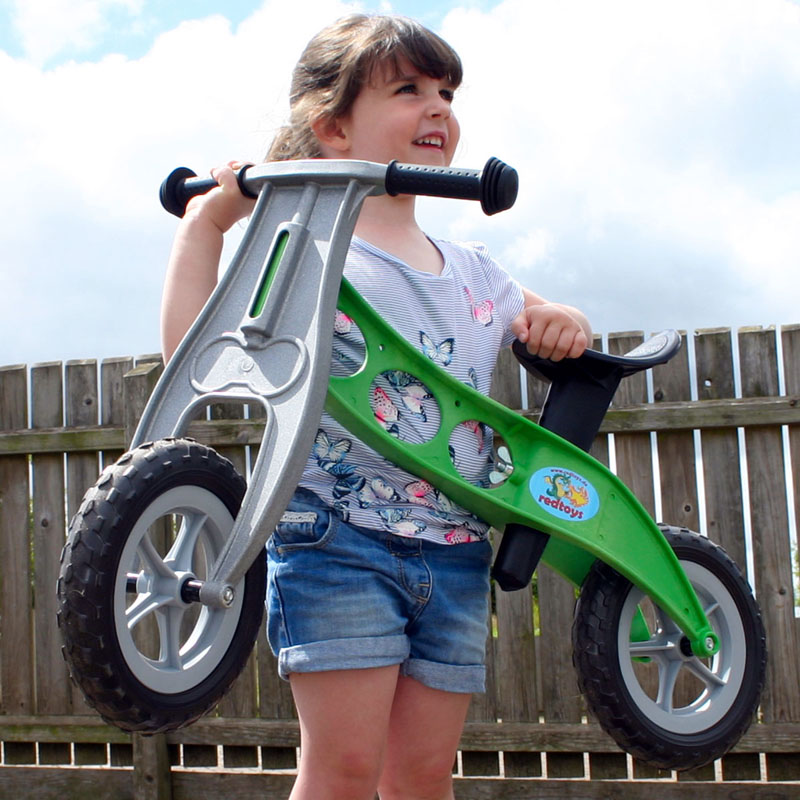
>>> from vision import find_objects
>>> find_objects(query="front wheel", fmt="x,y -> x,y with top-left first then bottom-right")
57,438 -> 266,733
572,526 -> 766,770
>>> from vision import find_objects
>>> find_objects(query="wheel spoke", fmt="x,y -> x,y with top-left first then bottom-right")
126,591 -> 172,630
137,533 -> 178,581
156,605 -> 186,669
166,512 -> 209,573
628,638 -> 675,658
685,657 -> 727,689
654,604 -> 681,637
704,600 -> 721,618
655,659 -> 683,713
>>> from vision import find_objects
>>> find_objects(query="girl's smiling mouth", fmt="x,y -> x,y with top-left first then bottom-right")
414,135 -> 445,148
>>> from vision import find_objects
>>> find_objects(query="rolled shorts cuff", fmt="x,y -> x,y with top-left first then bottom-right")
278,635 -> 410,681
401,658 -> 486,694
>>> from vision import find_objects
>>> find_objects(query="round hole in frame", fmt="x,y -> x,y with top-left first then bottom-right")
368,370 -> 440,443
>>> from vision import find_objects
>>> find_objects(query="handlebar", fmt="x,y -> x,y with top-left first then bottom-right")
384,157 -> 518,215
159,157 -> 518,218
158,164 -> 259,218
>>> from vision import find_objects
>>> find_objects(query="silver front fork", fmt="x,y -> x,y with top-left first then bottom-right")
132,161 -> 386,606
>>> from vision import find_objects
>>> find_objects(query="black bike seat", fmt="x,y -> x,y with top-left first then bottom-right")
513,329 -> 681,384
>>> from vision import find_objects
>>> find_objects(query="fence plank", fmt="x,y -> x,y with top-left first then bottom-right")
490,346 -> 522,411
30,363 -> 72,715
0,767 -> 133,800
64,360 -> 100,715
780,325 -> 800,647
0,365 -> 33,714
132,733 -> 172,800
491,578 -> 537,726
465,595 -> 499,726
654,332 -> 700,530
536,564 -> 582,723
123,362 -> 162,447
101,356 -> 133,466
609,332 -> 656,517
694,328 -> 748,570
65,360 -> 99,518
739,327 -> 800,722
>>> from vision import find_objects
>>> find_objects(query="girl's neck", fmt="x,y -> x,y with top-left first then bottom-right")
354,194 -> 444,275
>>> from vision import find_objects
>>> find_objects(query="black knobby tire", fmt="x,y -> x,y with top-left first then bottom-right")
572,526 -> 766,770
57,438 -> 266,733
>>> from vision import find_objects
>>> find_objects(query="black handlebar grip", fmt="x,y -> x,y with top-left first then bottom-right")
159,165 -> 258,218
385,156 -> 518,215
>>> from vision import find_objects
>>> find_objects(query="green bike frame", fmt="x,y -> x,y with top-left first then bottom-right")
330,280 -> 719,659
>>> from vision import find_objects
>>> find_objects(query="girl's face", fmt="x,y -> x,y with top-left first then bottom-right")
322,56 -> 460,166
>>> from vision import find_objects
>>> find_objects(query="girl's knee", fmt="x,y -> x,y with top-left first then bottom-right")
379,754 -> 456,799
297,747 -> 383,800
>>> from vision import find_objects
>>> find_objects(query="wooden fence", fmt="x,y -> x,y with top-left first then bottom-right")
1,324 -> 799,798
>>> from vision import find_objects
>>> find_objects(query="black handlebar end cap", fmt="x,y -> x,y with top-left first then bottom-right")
236,163 -> 259,199
159,166 -> 198,218
480,157 -> 518,215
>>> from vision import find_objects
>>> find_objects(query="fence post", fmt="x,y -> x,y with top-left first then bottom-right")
0,364 -> 33,714
132,733 -> 173,800
30,362 -> 71,715
123,361 -> 162,447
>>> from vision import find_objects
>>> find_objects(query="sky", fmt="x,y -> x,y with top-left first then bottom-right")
1,0 -> 799,369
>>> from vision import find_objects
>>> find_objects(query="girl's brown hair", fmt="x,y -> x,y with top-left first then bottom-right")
267,14 -> 462,161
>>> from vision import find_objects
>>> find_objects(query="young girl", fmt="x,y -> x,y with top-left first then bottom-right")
161,14 -> 590,800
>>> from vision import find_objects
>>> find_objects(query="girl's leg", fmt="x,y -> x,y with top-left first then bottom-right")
289,665 -> 401,800
378,675 -> 472,800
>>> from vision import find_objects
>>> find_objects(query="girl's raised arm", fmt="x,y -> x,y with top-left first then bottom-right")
160,163 -> 255,361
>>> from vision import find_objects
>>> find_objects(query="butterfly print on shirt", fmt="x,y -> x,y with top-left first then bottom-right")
420,332 -> 455,366
312,429 -> 365,500
464,285 -> 494,326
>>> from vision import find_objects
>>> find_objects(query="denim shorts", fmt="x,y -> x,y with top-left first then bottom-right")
266,487 -> 492,694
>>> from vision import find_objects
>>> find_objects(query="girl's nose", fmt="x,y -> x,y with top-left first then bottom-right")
427,94 -> 451,119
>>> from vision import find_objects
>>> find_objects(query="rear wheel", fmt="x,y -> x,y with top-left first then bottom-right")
572,526 -> 766,770
58,438 -> 266,733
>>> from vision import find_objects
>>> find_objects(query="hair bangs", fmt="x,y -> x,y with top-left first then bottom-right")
360,17 -> 463,90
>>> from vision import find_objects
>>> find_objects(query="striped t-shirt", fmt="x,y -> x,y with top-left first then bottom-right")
299,235 -> 525,545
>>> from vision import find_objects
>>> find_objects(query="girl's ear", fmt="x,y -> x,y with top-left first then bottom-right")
311,116 -> 350,155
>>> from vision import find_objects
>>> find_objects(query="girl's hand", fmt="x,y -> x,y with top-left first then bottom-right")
184,160 -> 256,233
510,303 -> 589,361
161,160 -> 255,362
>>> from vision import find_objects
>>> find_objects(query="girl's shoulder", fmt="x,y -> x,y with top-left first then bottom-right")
429,237 -> 513,283
429,237 -> 491,261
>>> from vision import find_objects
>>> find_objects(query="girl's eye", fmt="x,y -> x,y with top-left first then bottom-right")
397,83 -> 417,94
440,89 -> 455,103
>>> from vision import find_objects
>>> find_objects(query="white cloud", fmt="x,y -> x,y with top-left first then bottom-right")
431,0 -> 800,331
0,0 -> 358,365
10,0 -> 144,64
2,0 -> 800,367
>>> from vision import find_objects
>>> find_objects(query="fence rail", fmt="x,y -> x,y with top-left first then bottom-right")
1,324 -> 799,798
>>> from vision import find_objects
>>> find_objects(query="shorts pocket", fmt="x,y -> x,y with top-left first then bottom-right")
271,500 -> 338,553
